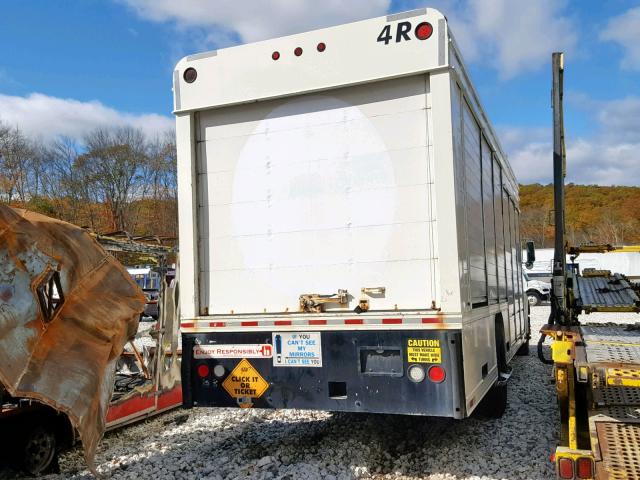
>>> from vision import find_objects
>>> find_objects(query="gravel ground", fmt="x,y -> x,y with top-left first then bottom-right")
3,307 -> 639,480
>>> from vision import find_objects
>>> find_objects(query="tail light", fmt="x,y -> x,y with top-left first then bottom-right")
197,364 -> 210,378
415,22 -> 434,40
428,365 -> 446,383
576,457 -> 593,479
558,457 -> 574,479
407,364 -> 426,383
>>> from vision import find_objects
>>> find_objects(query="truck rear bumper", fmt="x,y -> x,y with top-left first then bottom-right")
182,329 -> 465,418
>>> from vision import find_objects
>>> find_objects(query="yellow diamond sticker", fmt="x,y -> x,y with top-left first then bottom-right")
222,359 -> 269,399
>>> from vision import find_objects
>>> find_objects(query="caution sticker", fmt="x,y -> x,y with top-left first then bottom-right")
222,359 -> 269,399
407,339 -> 442,364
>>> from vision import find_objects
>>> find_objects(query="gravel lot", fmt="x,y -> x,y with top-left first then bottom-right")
3,307 -> 638,480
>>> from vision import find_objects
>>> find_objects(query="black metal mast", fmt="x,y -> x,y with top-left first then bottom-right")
551,52 -> 567,325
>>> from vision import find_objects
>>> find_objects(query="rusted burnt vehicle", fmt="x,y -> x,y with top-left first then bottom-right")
0,385 -> 76,474
0,207 -> 181,475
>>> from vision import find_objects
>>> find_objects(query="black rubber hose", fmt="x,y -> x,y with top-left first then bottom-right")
537,333 -> 554,365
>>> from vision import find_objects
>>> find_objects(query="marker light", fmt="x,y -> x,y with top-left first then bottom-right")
294,47 -> 303,56
183,67 -> 198,83
558,458 -> 574,479
428,365 -> 446,383
272,51 -> 280,60
415,22 -> 434,40
317,42 -> 326,52
576,457 -> 593,479
407,364 -> 426,383
213,364 -> 225,378
197,364 -> 209,378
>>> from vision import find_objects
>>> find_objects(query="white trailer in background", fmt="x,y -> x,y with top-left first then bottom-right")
174,7 -> 528,418
524,247 -> 640,279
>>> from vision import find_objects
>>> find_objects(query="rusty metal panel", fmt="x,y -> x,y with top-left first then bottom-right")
0,206 -> 144,470
595,422 -> 640,480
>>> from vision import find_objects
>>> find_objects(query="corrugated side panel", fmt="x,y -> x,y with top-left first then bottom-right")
481,137 -> 497,302
450,80 -> 468,309
462,100 -> 487,305
196,75 -> 436,315
493,160 -> 507,301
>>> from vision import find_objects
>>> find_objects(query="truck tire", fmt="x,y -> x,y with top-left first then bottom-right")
475,381 -> 507,418
20,423 -> 58,476
517,315 -> 531,356
527,290 -> 542,306
516,338 -> 530,356
475,315 -> 508,418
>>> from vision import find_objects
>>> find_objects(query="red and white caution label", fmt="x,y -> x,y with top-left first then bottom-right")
193,344 -> 273,359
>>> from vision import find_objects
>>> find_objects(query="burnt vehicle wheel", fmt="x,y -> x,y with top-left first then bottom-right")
20,424 -> 58,475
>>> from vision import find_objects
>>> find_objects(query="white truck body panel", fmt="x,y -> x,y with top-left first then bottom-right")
174,8 -> 526,414
195,76 -> 437,314
173,10 -> 446,113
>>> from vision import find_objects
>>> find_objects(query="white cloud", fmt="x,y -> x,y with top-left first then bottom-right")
597,96 -> 640,143
500,95 -> 640,186
601,6 -> 640,71
0,93 -> 173,143
118,0 -> 390,43
423,0 -> 578,79
468,0 -> 577,78
498,126 -> 550,184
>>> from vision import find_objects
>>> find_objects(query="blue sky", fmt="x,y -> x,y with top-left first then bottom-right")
0,0 -> 639,185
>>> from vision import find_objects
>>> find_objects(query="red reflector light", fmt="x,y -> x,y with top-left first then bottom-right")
272,51 -> 280,60
428,365 -> 446,383
197,364 -> 209,378
558,458 -> 574,479
294,47 -> 303,56
577,457 -> 593,479
415,22 -> 434,40
317,42 -> 326,52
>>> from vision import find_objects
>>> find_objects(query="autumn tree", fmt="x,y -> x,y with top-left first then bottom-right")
78,127 -> 148,231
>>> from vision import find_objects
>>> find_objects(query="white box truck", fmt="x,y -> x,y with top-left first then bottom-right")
174,7 -> 528,418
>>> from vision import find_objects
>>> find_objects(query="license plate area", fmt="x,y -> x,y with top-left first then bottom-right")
359,347 -> 403,377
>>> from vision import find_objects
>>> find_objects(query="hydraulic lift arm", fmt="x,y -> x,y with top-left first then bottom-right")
540,53 -> 640,480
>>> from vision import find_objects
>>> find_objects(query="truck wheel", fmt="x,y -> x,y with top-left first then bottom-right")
476,381 -> 507,418
527,291 -> 542,306
20,424 -> 58,475
516,338 -> 530,356
475,316 -> 509,418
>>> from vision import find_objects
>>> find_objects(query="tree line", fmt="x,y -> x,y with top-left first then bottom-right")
2,122 -> 639,248
520,183 -> 640,248
0,123 -> 177,239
